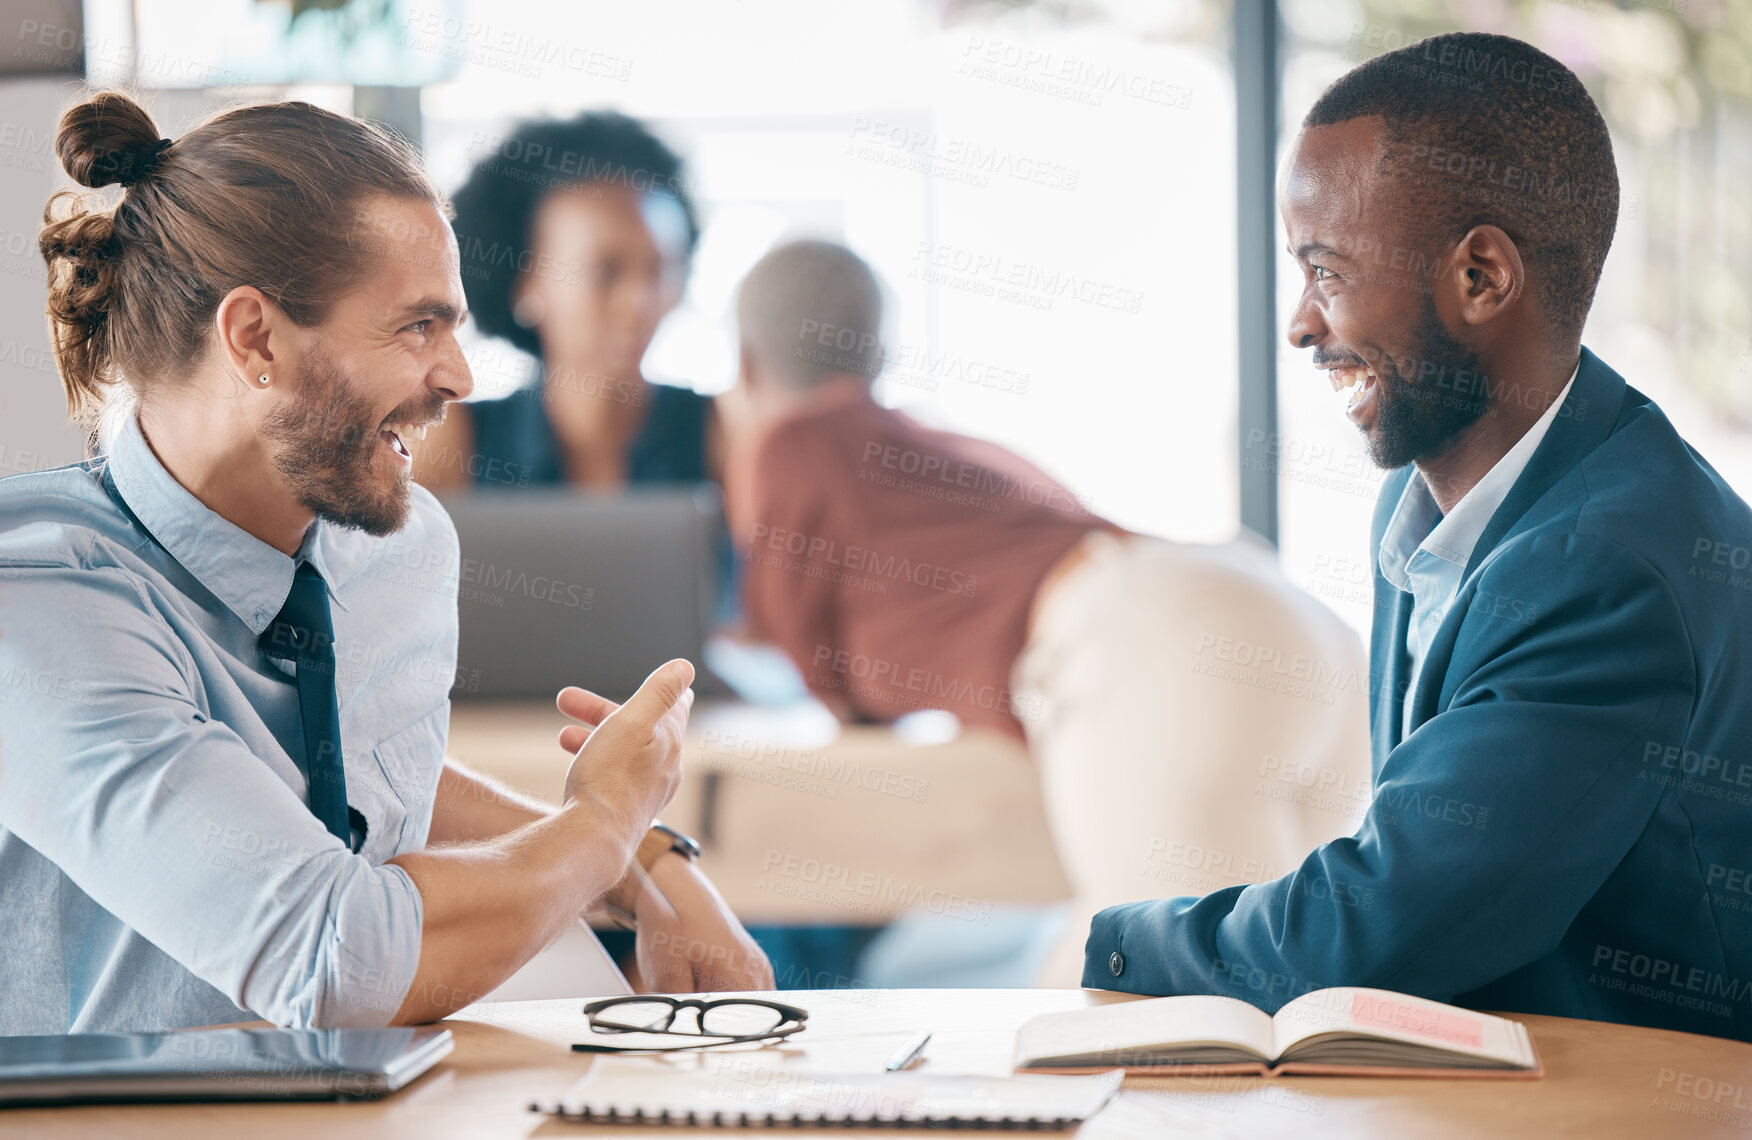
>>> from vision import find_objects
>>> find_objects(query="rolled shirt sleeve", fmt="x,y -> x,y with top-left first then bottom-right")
1084,534 -> 1695,1010
0,563 -> 422,1027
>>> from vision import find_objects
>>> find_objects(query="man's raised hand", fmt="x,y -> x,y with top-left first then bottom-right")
558,659 -> 695,842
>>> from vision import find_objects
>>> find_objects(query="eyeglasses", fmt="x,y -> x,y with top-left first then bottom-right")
571,997 -> 810,1054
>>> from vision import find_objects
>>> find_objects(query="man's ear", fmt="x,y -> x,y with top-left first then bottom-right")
1449,224 -> 1524,328
212,285 -> 285,388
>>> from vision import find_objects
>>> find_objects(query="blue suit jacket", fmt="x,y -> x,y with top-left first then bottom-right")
1084,348 -> 1752,1042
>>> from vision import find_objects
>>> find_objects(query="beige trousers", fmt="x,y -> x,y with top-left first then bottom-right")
1012,532 -> 1373,986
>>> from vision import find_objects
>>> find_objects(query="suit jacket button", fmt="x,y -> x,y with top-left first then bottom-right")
1108,951 -> 1125,977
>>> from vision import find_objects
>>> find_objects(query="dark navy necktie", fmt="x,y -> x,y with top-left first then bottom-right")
261,563 -> 358,850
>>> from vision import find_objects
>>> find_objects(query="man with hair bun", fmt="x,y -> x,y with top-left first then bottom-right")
1,91 -> 769,1035
1084,33 -> 1752,1044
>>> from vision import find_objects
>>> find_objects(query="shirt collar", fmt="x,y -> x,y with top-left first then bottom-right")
1378,475 -> 1441,593
1379,362 -> 1580,591
107,413 -> 342,634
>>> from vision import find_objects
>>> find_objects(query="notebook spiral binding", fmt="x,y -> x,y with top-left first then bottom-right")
529,1100 -> 1075,1130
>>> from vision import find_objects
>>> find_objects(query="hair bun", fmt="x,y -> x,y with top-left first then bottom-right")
55,91 -> 169,189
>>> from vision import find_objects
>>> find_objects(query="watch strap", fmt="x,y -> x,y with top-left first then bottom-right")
601,821 -> 701,929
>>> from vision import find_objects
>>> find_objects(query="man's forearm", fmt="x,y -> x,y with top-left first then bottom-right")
430,757 -> 656,917
387,795 -> 636,1023
427,757 -> 555,845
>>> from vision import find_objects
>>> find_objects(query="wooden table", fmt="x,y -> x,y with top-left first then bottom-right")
8,989 -> 1751,1137
449,700 -> 1073,924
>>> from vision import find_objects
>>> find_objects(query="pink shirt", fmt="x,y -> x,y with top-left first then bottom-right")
727,381 -> 1107,738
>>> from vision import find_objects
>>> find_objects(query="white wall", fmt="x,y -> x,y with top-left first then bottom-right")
1,76 -> 87,474
0,78 -> 264,473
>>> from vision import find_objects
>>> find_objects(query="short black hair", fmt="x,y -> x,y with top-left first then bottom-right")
450,111 -> 700,358
1305,32 -> 1618,337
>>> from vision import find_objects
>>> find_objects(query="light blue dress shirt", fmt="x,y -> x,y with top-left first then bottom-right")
1379,368 -> 1578,737
0,413 -> 459,1033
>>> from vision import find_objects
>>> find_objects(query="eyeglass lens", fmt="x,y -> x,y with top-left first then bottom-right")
698,1002 -> 787,1036
592,999 -> 789,1037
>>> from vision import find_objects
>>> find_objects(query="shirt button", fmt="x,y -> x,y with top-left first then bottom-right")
1108,951 -> 1125,977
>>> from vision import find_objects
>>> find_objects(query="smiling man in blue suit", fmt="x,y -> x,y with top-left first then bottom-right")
1086,31 -> 1752,1043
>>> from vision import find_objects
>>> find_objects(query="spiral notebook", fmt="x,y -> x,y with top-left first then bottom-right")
532,1059 -> 1122,1130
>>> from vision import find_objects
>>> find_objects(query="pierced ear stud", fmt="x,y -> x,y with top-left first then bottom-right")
257,373 -> 271,386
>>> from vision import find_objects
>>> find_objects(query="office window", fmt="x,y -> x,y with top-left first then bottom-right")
421,0 -> 1243,541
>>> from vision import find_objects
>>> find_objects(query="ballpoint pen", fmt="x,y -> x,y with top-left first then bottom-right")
885,1030 -> 932,1072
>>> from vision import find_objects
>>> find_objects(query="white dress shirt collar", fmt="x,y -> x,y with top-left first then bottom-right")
1381,362 -> 1581,592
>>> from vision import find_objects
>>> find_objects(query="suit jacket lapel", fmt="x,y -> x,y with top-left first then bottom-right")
1367,350 -> 1626,765
1398,349 -> 1630,739
1369,465 -> 1416,779
1462,347 -> 1628,580
1380,590 -> 1412,775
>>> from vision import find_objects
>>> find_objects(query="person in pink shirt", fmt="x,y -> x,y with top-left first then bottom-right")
723,241 -> 1371,982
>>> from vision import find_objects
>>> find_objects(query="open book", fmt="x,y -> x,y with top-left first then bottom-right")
1014,988 -> 1542,1079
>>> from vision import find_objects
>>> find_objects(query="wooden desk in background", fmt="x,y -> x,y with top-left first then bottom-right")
448,700 -> 1073,924
7,990 -> 1750,1138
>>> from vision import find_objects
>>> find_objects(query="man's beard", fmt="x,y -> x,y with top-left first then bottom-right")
1363,299 -> 1493,471
262,345 -> 441,537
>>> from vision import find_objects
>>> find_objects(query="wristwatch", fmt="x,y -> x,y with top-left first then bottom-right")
602,821 -> 702,929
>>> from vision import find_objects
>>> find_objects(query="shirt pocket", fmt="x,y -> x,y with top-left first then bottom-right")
366,704 -> 447,858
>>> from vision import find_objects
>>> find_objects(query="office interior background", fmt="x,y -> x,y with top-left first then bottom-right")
1,0 -> 1747,988
6,0 -> 1748,636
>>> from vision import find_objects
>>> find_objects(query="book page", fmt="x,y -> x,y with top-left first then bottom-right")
1015,996 -> 1274,1068
1271,988 -> 1535,1067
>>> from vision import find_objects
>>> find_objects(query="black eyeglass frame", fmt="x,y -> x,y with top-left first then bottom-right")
571,996 -> 810,1054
